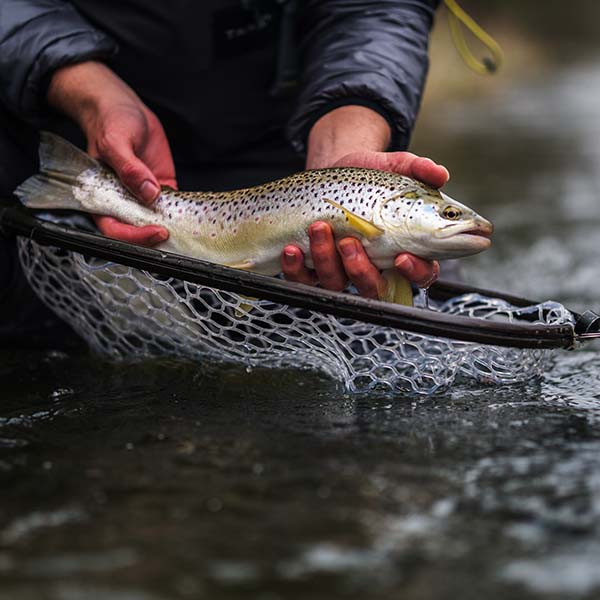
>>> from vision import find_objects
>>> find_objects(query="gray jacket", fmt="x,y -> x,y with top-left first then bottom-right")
0,0 -> 439,159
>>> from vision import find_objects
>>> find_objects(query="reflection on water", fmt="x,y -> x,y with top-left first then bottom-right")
3,53 -> 600,600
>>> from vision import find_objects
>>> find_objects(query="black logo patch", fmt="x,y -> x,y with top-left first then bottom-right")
213,4 -> 278,59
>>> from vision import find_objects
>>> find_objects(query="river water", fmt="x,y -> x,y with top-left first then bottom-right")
2,58 -> 600,600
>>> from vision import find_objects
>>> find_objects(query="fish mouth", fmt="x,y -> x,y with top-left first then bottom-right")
433,220 -> 493,255
462,227 -> 492,239
463,219 -> 494,238
454,233 -> 492,250
436,220 -> 494,240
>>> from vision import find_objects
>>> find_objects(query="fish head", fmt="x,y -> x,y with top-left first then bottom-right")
377,184 -> 493,260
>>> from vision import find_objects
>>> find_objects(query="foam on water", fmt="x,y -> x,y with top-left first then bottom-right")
500,544 -> 600,596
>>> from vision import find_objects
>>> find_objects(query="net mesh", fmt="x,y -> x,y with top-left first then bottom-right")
18,239 -> 574,395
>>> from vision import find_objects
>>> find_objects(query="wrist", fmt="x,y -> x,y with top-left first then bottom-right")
306,105 -> 392,169
47,61 -> 140,133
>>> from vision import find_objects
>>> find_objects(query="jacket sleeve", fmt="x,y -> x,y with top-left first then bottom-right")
286,0 -> 440,153
0,0 -> 118,122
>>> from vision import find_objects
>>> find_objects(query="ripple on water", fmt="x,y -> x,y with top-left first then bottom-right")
1,508 -> 87,546
21,549 -> 138,578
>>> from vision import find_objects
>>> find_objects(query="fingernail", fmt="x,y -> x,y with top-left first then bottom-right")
339,239 -> 357,259
151,230 -> 168,244
309,224 -> 327,243
395,255 -> 414,274
283,248 -> 297,265
140,180 -> 159,203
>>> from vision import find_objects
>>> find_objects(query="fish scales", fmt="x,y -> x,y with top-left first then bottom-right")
143,169 -> 417,272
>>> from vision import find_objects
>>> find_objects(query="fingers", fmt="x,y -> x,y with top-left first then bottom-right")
308,222 -> 347,291
95,132 -> 161,204
332,151 -> 450,189
282,222 -> 439,298
281,245 -> 317,286
407,157 -> 450,189
282,234 -> 383,299
382,152 -> 449,188
394,254 -> 440,287
337,238 -> 385,299
94,215 -> 169,247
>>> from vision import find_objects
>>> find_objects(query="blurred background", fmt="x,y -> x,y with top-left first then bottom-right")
414,0 -> 600,312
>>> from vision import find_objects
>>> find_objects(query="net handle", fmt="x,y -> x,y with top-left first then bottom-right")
0,201 -> 577,350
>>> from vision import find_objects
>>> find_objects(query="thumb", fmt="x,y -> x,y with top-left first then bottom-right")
95,135 -> 160,204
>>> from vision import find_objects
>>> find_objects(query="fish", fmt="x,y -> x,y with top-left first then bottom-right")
14,132 -> 493,306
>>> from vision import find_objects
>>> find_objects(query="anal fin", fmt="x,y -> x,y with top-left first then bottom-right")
225,259 -> 256,271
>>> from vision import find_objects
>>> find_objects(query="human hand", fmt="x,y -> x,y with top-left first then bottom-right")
47,61 -> 173,246
282,106 -> 446,298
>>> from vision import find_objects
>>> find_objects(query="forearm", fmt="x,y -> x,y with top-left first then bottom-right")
306,106 -> 391,169
288,0 -> 438,153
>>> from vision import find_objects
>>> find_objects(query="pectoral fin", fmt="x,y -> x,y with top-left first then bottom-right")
323,198 -> 384,240
380,269 -> 414,307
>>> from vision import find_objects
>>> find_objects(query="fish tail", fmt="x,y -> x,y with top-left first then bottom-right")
14,132 -> 99,210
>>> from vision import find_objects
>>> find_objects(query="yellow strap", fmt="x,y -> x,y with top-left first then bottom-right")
443,0 -> 504,75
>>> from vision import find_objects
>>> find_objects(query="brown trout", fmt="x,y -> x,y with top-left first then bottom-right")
15,133 -> 493,305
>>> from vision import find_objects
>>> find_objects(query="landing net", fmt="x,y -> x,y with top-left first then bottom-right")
17,239 -> 574,395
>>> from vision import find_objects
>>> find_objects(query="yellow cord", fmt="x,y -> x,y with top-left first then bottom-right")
443,0 -> 504,75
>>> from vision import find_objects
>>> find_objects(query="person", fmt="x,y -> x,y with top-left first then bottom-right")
0,0 -> 444,340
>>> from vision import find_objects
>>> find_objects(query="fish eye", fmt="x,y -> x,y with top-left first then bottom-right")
442,206 -> 462,220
